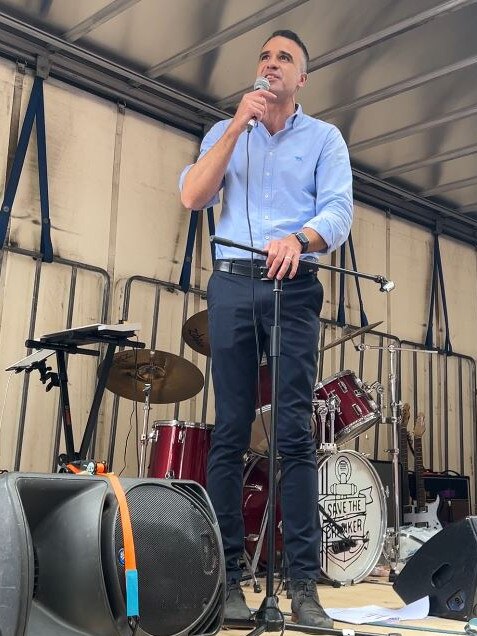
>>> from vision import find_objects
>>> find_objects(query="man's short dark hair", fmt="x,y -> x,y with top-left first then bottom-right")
262,30 -> 309,72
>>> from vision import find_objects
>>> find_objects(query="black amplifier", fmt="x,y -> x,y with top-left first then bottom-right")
370,459 -> 403,528
408,472 -> 471,526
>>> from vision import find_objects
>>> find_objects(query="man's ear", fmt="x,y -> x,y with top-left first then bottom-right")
298,72 -> 308,88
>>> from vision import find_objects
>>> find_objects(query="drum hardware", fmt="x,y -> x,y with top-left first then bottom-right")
314,396 -> 339,454
138,382 -> 152,478
355,342 -> 439,580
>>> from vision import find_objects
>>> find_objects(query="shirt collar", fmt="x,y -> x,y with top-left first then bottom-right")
285,103 -> 303,129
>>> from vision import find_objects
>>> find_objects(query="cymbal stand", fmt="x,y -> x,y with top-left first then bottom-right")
356,342 -> 438,579
138,382 -> 152,477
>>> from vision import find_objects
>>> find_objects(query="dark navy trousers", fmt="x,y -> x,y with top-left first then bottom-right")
206,269 -> 324,582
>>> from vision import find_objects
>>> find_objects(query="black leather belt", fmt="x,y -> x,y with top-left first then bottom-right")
214,259 -> 318,279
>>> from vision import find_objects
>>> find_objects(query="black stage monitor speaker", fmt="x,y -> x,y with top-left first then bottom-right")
0,472 -> 225,636
393,516 -> 477,621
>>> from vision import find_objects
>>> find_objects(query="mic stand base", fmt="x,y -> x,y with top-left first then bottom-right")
225,612 -> 393,636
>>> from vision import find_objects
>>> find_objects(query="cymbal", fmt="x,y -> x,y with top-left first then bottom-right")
101,349 -> 204,403
182,310 -> 210,356
319,321 -> 383,353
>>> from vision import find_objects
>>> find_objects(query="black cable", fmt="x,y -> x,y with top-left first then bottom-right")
245,131 -> 270,452
119,339 -> 140,476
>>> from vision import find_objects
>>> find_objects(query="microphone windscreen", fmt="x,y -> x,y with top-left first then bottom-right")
253,76 -> 270,91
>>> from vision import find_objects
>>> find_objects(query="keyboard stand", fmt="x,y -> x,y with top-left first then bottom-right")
23,325 -> 145,469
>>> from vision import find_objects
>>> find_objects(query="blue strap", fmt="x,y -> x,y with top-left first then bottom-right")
179,207 -> 216,292
425,234 -> 452,354
35,79 -> 53,262
0,76 -> 53,261
336,232 -> 369,327
337,243 -> 346,326
206,207 -> 216,264
348,233 -> 368,327
179,211 -> 199,293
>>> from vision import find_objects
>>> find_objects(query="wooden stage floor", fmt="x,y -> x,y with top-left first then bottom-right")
221,577 -> 466,636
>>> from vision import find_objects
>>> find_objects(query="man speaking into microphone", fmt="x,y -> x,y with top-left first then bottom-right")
180,30 -> 353,627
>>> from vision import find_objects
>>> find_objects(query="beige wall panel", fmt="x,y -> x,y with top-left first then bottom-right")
0,60 -> 14,193
388,218 -> 433,344
8,76 -> 116,265
113,111 -> 197,284
341,203 -> 389,329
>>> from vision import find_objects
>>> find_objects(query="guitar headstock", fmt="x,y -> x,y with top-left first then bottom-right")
401,403 -> 410,429
413,412 -> 426,438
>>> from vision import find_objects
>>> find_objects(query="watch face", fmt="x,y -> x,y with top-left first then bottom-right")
295,232 -> 309,251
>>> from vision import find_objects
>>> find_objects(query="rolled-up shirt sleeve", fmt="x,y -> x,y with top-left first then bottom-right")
178,120 -> 229,208
304,126 -> 353,253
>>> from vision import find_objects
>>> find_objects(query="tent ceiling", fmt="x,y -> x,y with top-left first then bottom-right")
0,0 -> 477,243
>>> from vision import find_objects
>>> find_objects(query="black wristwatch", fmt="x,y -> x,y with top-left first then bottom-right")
293,231 -> 309,253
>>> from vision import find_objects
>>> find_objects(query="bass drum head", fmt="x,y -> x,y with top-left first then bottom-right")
318,450 -> 386,585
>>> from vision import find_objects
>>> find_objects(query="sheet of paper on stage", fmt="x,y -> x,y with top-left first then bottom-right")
325,596 -> 429,624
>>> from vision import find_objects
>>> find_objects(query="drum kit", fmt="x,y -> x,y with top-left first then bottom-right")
103,311 -> 401,588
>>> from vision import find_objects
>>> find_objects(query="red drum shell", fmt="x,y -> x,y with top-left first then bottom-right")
148,420 -> 212,487
314,370 -> 381,445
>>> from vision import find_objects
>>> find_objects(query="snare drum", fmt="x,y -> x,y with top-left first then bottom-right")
242,450 -> 386,584
314,370 -> 381,445
148,420 -> 212,487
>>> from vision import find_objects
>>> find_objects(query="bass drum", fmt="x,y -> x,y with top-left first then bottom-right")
242,451 -> 386,585
318,450 -> 387,584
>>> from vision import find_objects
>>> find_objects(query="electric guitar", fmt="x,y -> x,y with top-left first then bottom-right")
404,413 -> 442,531
399,403 -> 412,515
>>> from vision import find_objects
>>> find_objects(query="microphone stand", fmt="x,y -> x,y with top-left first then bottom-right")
210,235 -> 396,636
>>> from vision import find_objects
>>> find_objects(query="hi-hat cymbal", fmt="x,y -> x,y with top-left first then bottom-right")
319,321 -> 383,353
182,310 -> 210,356
101,349 -> 204,403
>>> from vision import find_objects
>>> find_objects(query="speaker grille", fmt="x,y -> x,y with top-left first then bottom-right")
110,482 -> 223,636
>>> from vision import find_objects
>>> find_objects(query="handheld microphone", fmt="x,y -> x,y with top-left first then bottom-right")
247,76 -> 270,132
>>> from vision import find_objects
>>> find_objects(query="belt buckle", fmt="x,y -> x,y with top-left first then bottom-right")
259,266 -> 270,281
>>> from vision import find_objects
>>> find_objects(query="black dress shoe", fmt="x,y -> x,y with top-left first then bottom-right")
290,579 -> 333,629
224,581 -> 252,623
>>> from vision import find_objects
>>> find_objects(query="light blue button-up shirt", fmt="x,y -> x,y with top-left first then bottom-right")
180,105 -> 353,261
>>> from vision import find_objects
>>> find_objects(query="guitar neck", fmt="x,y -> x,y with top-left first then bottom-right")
414,436 -> 426,511
400,425 -> 411,507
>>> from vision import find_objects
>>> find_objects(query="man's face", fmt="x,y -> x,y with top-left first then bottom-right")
256,36 -> 307,100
